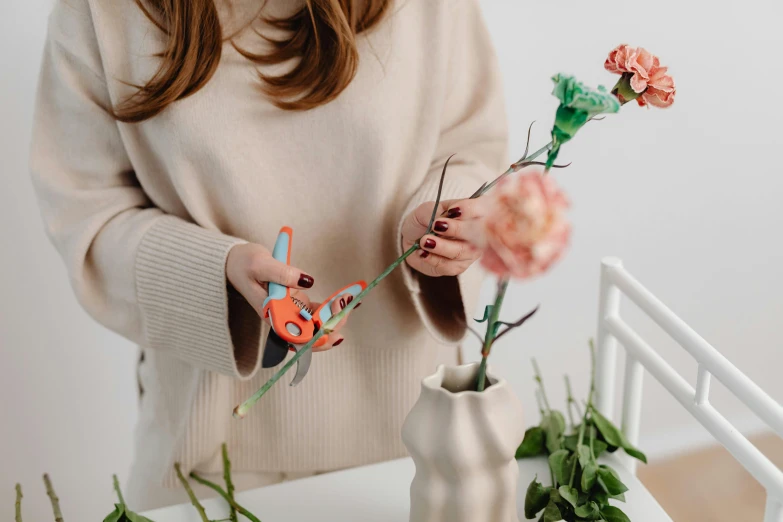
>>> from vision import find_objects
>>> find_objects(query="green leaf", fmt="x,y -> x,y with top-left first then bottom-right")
558,486 -> 579,508
103,504 -> 156,522
548,449 -> 571,487
581,462 -> 597,491
591,410 -> 647,464
593,439 -> 609,458
542,500 -> 563,522
541,411 -> 566,453
525,477 -> 551,519
475,305 -> 493,323
517,427 -> 547,459
611,492 -> 627,503
597,466 -> 628,496
600,505 -> 631,522
574,501 -> 601,520
577,444 -> 592,467
563,434 -> 579,452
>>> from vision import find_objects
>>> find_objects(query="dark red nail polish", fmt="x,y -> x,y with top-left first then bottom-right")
347,296 -> 353,304
434,221 -> 449,233
447,207 -> 462,219
339,298 -> 346,308
355,302 -> 362,309
424,238 -> 436,249
299,274 -> 314,288
333,338 -> 344,347
420,251 -> 430,258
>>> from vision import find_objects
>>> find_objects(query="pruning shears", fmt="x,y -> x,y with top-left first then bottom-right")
261,226 -> 366,386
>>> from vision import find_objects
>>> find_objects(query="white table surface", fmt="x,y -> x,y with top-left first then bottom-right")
142,455 -> 672,521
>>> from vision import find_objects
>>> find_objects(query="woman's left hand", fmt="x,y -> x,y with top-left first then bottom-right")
401,198 -> 486,277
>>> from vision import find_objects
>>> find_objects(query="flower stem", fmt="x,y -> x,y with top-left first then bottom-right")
221,444 -> 237,522
190,473 -> 262,522
478,142 -> 552,197
476,278 -> 510,391
564,376 -> 577,430
234,243 -> 421,418
174,463 -> 210,522
112,474 -> 125,505
15,484 -> 22,522
43,474 -> 64,522
532,358 -> 552,413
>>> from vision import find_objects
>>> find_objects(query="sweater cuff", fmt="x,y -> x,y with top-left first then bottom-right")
396,169 -> 487,345
135,216 -> 262,378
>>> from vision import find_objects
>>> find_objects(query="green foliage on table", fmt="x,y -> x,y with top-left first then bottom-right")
518,340 -> 646,521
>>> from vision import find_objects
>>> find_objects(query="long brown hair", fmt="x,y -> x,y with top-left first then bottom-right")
113,0 -> 390,122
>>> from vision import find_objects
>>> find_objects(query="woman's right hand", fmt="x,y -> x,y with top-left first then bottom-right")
226,243 -> 350,351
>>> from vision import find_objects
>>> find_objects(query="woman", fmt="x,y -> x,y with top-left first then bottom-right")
30,0 -> 506,509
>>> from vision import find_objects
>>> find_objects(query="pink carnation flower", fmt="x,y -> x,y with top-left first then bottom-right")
480,172 -> 571,279
605,44 -> 676,108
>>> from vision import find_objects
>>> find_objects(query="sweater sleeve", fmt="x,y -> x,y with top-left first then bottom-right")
396,0 -> 509,345
29,2 -> 262,378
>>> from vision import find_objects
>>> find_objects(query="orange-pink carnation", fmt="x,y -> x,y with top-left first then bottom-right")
605,44 -> 676,108
480,172 -> 571,279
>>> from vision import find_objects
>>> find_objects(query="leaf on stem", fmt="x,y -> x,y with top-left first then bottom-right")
574,501 -> 601,520
600,505 -> 632,522
541,500 -> 563,522
581,462 -> 597,491
474,305 -> 493,323
524,477 -> 551,519
493,305 -> 539,343
541,411 -> 566,453
591,409 -> 647,463
102,475 -> 155,522
517,427 -> 547,459
557,485 -> 579,508
596,465 -> 629,496
548,449 -> 572,487
424,154 -> 455,235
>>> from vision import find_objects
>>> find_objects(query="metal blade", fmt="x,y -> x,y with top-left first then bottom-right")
289,344 -> 312,387
262,327 -> 290,369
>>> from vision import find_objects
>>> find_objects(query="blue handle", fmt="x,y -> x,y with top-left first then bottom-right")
263,229 -> 291,309
315,283 -> 365,326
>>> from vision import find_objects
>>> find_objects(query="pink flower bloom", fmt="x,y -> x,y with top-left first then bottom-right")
481,172 -> 571,279
604,44 -> 676,108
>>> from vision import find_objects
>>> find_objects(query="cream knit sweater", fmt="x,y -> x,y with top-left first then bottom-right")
30,0 -> 507,505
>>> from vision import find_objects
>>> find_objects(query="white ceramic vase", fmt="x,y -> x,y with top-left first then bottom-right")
401,363 -> 525,522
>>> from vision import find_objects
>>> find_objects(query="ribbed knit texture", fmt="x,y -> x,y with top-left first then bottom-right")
29,0 -> 507,510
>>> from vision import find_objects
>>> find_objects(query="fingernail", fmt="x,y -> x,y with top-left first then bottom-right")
347,296 -> 353,304
339,298 -> 346,308
355,302 -> 362,309
420,251 -> 430,258
434,221 -> 449,233
424,238 -> 436,249
333,338 -> 344,347
447,207 -> 462,219
299,274 -> 314,288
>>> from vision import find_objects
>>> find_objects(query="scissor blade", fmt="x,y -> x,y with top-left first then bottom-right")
262,329 -> 290,368
289,344 -> 312,387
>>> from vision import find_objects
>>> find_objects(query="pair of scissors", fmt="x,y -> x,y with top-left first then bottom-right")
261,226 -> 366,386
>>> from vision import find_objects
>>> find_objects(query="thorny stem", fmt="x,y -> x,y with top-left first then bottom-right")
174,463 -> 210,522
221,444 -> 237,522
236,132 -> 563,416
532,358 -> 552,413
15,483 -> 22,522
190,473 -> 262,522
476,278 -> 510,391
43,474 -> 64,522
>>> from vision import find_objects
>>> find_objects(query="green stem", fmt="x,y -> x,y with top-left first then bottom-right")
43,474 -> 63,522
476,278 -> 510,391
564,376 -> 577,431
568,416 -> 587,489
174,464 -> 210,522
112,474 -> 125,505
532,358 -> 552,412
234,243 -> 420,418
190,473 -> 262,522
15,484 -> 22,522
221,444 -> 237,522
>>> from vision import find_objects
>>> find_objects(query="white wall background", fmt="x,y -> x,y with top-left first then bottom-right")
2,0 -> 782,520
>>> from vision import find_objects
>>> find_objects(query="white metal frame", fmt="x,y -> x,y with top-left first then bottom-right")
594,257 -> 783,522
